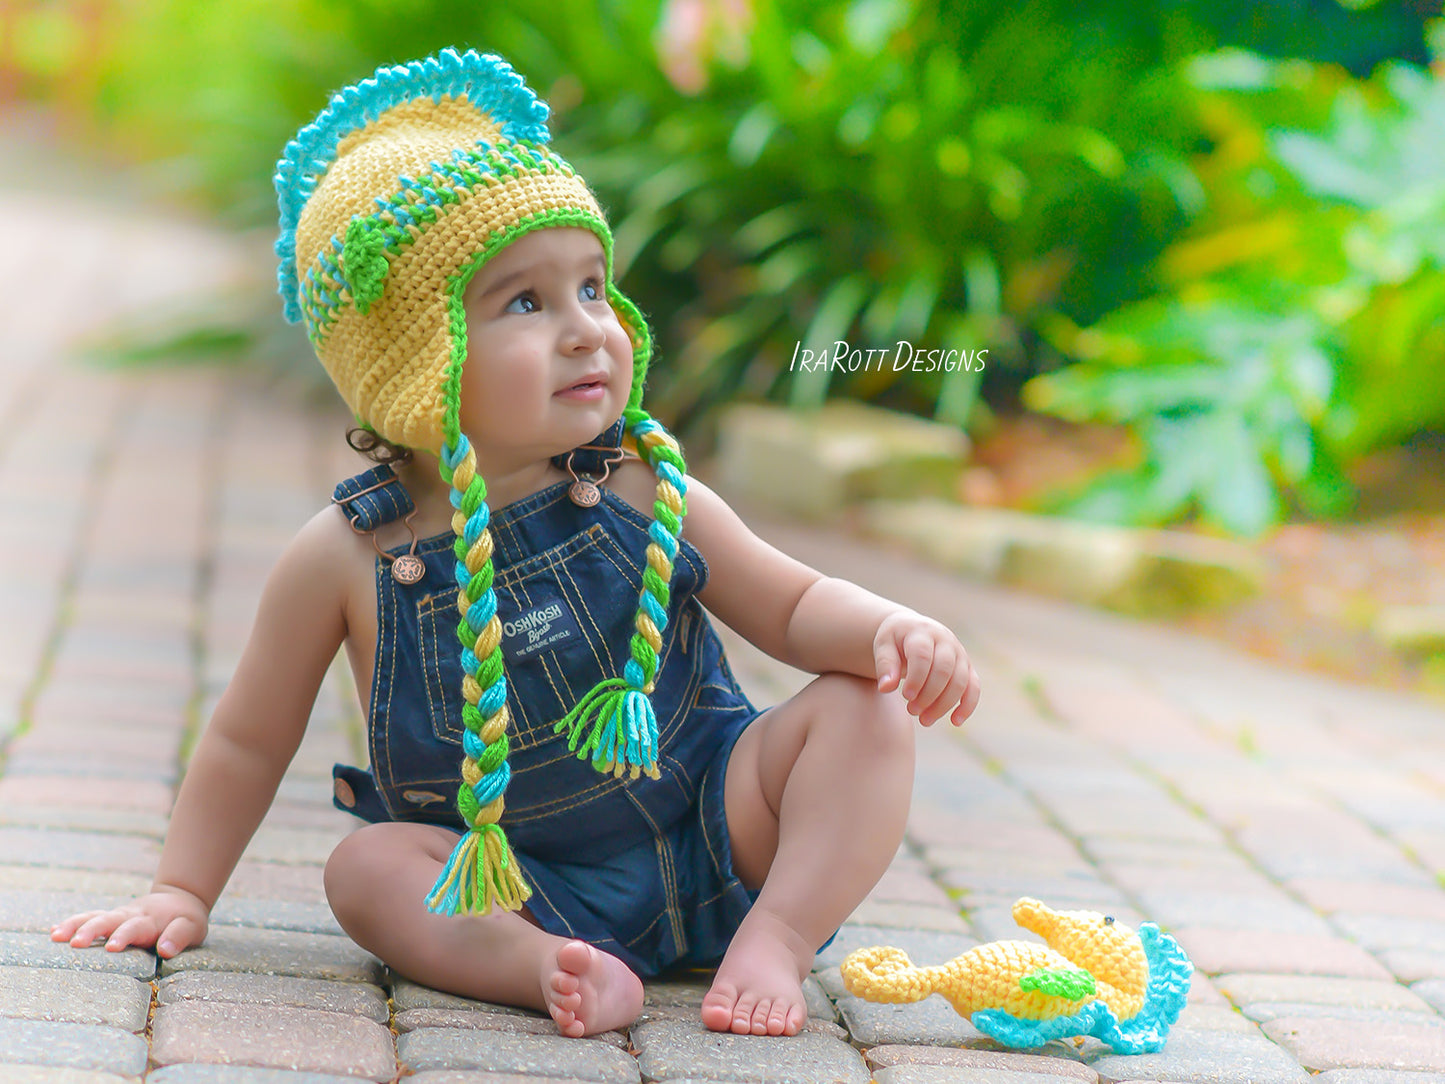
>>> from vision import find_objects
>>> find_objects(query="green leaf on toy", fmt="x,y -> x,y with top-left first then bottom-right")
1019,965 -> 1096,1000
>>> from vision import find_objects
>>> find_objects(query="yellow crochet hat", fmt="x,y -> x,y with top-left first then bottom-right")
274,47 -> 652,454
274,49 -> 691,919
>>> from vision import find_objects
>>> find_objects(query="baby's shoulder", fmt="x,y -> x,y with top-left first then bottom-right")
284,502 -> 378,580
603,456 -> 664,517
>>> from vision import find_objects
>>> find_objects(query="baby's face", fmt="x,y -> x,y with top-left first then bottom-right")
460,227 -> 633,462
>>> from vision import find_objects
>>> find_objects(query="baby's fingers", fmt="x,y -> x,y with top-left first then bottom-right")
896,631 -> 936,701
949,665 -> 982,725
49,911 -> 104,943
917,666 -> 971,727
61,911 -> 127,949
156,914 -> 205,958
874,639 -> 904,693
104,914 -> 163,952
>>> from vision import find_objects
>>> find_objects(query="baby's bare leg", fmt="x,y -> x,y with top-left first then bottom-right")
324,822 -> 643,1037
702,673 -> 915,1036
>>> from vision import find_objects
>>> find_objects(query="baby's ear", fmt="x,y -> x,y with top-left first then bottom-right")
342,218 -> 391,314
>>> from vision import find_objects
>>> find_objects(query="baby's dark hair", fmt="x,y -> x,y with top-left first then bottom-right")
347,426 -> 414,466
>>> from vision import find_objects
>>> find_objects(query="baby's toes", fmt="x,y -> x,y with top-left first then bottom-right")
765,1000 -> 793,1036
550,970 -> 579,997
750,998 -> 777,1035
729,993 -> 760,1034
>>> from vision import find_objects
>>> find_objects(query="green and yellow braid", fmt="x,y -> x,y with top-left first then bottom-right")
554,408 -> 688,778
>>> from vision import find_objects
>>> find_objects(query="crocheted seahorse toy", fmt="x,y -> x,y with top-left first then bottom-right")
840,897 -> 1192,1054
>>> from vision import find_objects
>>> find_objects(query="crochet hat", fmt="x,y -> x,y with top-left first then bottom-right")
275,49 -> 690,917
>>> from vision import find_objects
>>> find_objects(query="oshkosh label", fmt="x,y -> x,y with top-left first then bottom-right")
501,599 -> 582,661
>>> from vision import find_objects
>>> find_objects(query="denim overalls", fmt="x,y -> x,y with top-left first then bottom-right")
329,427 -> 764,975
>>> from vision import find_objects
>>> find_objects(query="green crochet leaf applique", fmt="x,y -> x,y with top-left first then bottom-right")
342,217 -> 390,314
1019,966 -> 1097,1000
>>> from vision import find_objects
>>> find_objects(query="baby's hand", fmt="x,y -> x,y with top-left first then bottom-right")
50,886 -> 209,958
873,610 -> 980,727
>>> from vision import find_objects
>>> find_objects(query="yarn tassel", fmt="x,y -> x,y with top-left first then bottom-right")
554,678 -> 661,780
425,822 -> 530,916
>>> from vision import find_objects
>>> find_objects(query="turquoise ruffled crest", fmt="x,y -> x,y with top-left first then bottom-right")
274,48 -> 552,324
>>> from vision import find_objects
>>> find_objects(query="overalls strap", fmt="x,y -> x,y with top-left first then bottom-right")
332,465 -> 417,531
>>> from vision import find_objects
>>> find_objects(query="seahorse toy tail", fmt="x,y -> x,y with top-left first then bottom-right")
839,946 -> 955,1004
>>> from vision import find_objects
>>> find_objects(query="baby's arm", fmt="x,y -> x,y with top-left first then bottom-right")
685,478 -> 980,726
51,508 -> 352,956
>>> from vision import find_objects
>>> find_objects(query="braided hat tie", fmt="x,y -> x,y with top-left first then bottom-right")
275,49 -> 690,916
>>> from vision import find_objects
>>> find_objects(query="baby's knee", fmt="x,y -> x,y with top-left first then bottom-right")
812,673 -> 914,752
323,823 -> 399,929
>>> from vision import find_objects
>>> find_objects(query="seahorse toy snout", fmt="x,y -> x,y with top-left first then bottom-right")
840,897 -> 1193,1054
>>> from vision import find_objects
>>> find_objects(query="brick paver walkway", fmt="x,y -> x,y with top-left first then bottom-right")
5,120 -> 1445,1083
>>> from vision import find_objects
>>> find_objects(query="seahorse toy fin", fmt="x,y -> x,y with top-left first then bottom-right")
840,897 -> 1193,1054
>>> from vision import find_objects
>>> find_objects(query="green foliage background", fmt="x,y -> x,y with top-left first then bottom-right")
7,0 -> 1441,534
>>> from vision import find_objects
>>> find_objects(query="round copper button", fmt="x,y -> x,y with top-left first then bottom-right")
333,778 -> 356,809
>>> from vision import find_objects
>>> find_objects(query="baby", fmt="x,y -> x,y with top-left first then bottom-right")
51,49 -> 979,1040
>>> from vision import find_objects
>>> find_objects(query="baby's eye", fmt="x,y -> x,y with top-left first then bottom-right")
579,279 -> 603,302
505,292 -> 538,314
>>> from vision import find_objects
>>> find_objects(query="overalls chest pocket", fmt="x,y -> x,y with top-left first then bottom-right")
415,523 -> 645,755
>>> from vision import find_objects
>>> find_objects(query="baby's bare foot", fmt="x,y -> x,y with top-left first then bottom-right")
701,909 -> 813,1036
541,939 -> 644,1038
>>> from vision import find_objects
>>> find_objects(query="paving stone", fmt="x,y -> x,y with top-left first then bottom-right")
847,900 -> 969,931
148,1068 -> 362,1084
158,925 -> 385,984
1176,1005 -> 1259,1032
0,779 -> 173,817
208,898 -> 346,937
0,804 -> 169,838
0,1019 -> 148,1076
151,1001 -> 396,1081
1087,1027 -> 1311,1083
223,861 -> 329,904
391,977 -> 531,1015
632,1017 -> 869,1083
1415,980 -> 1445,1014
407,1075 -> 615,1084
1289,880 -> 1445,922
158,970 -> 389,1023
865,1045 -> 1097,1080
1242,1005 -> 1445,1029
1386,951 -> 1445,983
1129,892 -> 1333,936
815,924 -> 977,972
0,933 -> 154,979
241,826 -> 353,866
0,1069 -> 134,1084
2,750 -> 178,784
394,1007 -> 628,1047
939,869 -> 1115,904
1216,974 -> 1432,1015
1312,1073 -> 1445,1083
0,890 -> 121,933
1262,1015 -> 1445,1072
0,867 -> 149,896
0,828 -> 159,874
1173,928 -> 1393,979
873,1069 -> 1088,1084
1336,915 -> 1445,953
0,966 -> 150,1030
867,1075 -> 1075,1081
397,1028 -> 640,1082
817,965 -> 982,1045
